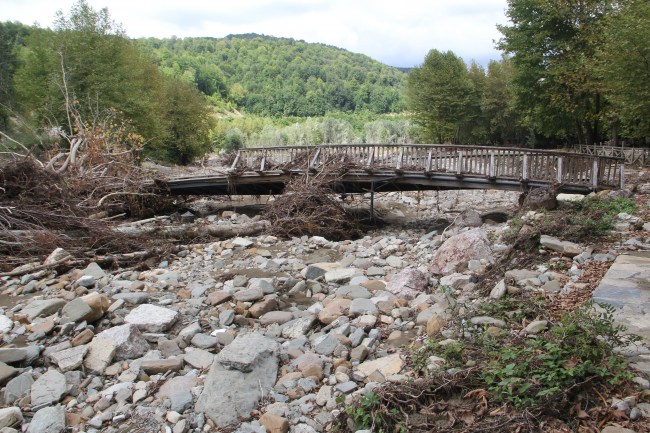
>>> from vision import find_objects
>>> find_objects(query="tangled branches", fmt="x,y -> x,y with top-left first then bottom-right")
261,178 -> 363,241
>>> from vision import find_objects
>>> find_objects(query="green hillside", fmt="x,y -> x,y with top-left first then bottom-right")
138,34 -> 407,117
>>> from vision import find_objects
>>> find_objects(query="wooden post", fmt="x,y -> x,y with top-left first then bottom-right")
396,147 -> 404,172
426,150 -> 433,173
620,164 -> 626,189
366,148 -> 374,167
229,151 -> 241,172
309,148 -> 321,173
522,154 -> 529,181
592,159 -> 599,189
457,150 -> 463,176
489,151 -> 496,179
557,157 -> 563,183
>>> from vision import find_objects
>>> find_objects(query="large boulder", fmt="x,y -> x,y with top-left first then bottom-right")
385,268 -> 428,300
429,229 -> 491,275
195,332 -> 280,428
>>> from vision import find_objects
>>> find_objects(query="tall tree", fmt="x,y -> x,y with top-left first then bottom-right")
497,0 -> 615,145
15,0 -> 165,141
406,49 -> 474,143
598,0 -> 650,139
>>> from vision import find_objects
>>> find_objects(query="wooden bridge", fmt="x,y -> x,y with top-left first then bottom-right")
164,144 -> 625,196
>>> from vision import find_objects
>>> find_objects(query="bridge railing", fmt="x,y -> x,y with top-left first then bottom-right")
577,144 -> 650,166
230,144 -> 624,189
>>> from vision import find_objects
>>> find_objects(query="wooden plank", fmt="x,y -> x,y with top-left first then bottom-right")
557,157 -> 563,183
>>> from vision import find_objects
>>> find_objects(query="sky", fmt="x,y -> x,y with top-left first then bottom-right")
1,0 -> 511,68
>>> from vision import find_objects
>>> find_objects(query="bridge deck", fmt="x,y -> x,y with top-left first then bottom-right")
165,144 -> 625,196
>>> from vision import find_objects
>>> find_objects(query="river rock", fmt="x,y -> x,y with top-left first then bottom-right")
184,349 -> 215,370
124,304 -> 179,332
21,299 -> 67,321
195,332 -> 280,427
430,229 -> 491,275
49,345 -> 89,372
95,323 -> 150,360
61,299 -> 94,323
4,372 -> 33,405
385,268 -> 428,300
30,370 -> 67,406
454,209 -> 482,228
0,407 -> 23,429
83,338 -> 117,374
26,405 -> 65,433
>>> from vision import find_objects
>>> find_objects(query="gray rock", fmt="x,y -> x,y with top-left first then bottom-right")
61,298 -> 94,323
76,275 -> 96,288
282,315 -> 317,339
313,334 -> 339,355
191,334 -> 219,349
112,293 -> 150,305
171,390 -> 194,412
337,285 -> 372,299
188,282 -> 210,298
26,405 -> 65,433
95,324 -> 150,360
0,362 -> 17,385
21,299 -> 67,321
233,288 -> 264,303
470,316 -> 506,327
124,304 -> 179,332
455,209 -> 482,228
30,370 -> 67,406
4,373 -> 33,405
349,298 -> 378,316
195,333 -> 280,428
335,381 -> 357,393
541,280 -> 562,293
0,348 -> 30,364
216,332 -> 279,373
304,265 -> 327,280
184,349 -> 215,370
49,345 -> 89,372
81,262 -> 107,280
220,310 -> 235,327
0,407 -> 23,430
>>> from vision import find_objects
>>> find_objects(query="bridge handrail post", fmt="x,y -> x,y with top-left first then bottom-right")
592,159 -> 599,189
229,151 -> 242,171
557,157 -> 564,183
457,150 -> 463,176
489,151 -> 496,179
396,148 -> 404,171
620,164 -> 626,189
522,154 -> 529,181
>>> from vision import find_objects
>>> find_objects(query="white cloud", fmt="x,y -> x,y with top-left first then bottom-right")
1,0 -> 510,66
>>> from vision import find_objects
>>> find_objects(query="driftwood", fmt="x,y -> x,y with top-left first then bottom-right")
114,220 -> 270,238
0,255 -> 72,278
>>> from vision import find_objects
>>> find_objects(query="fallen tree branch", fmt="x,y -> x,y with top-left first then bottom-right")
97,191 -> 158,207
0,255 -> 72,278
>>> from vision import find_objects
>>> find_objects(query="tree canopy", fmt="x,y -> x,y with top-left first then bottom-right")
138,34 -> 407,117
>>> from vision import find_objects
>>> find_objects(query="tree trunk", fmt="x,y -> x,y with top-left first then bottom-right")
585,120 -> 594,146
575,119 -> 585,144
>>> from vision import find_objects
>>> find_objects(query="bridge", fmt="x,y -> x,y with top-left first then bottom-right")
164,144 -> 625,196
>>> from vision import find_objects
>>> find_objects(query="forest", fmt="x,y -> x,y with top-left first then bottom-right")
0,0 -> 649,164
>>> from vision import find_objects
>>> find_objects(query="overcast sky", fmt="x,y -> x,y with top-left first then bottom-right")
1,0 -> 511,68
